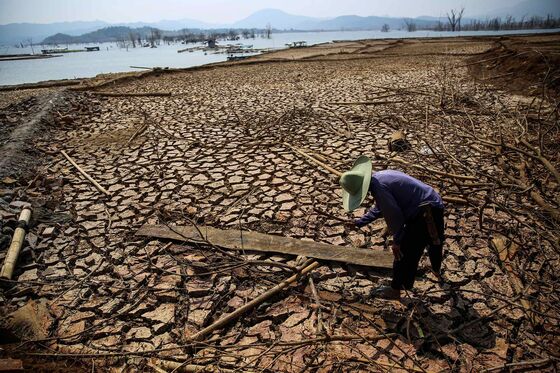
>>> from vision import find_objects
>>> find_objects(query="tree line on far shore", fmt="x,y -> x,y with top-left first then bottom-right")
396,10 -> 560,33
35,9 -> 560,47
40,24 -> 273,47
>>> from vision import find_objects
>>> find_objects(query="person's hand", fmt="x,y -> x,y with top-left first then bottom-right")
392,243 -> 403,261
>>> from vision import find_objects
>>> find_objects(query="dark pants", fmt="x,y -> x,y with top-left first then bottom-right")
391,207 -> 444,290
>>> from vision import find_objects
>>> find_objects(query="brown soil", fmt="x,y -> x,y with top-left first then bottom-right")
0,93 -> 60,180
0,33 -> 559,372
467,34 -> 560,99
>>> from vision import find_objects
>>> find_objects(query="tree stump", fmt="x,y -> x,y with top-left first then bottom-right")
389,130 -> 411,152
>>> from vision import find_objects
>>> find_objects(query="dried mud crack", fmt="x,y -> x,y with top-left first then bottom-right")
0,33 -> 559,372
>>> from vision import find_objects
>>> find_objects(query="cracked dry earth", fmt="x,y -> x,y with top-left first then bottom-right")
1,34 -> 559,372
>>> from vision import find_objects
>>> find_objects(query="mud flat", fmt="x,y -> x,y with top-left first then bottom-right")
0,33 -> 559,372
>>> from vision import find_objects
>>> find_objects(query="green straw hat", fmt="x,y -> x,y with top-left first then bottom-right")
339,155 -> 372,212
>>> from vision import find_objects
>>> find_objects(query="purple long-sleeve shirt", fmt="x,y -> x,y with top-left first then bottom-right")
356,170 -> 444,244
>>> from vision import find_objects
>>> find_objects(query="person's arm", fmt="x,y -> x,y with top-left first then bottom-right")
355,205 -> 382,227
373,184 -> 405,245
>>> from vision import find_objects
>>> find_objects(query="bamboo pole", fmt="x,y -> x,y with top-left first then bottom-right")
188,260 -> 320,341
440,196 -> 468,205
283,143 -> 342,177
390,156 -> 477,181
0,208 -> 32,279
125,123 -> 149,147
61,150 -> 111,196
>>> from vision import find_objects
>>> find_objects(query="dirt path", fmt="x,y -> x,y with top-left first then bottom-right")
0,91 -> 65,179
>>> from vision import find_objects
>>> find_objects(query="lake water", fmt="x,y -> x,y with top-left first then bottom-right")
0,29 -> 558,86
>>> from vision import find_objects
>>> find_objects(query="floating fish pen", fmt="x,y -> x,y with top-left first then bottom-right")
41,48 -> 68,54
286,41 -> 308,48
227,55 -> 250,61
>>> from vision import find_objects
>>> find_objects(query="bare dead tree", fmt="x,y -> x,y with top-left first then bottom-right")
403,19 -> 417,32
381,24 -> 390,32
116,36 -> 128,49
227,29 -> 239,41
129,32 -> 137,48
148,28 -> 162,47
154,29 -> 162,45
265,23 -> 272,39
26,38 -> 35,54
447,7 -> 465,32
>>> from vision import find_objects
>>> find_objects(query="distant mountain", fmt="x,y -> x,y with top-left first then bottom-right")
3,1 -> 560,46
310,15 -> 436,31
0,19 -> 214,45
42,26 -> 157,44
118,19 -> 216,30
480,0 -> 560,18
233,9 -> 320,29
231,9 -> 438,31
0,21 -> 109,45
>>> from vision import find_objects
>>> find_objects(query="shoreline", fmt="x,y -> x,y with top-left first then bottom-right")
1,29 -> 559,89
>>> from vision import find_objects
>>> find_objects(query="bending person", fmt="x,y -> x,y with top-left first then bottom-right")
339,156 -> 445,299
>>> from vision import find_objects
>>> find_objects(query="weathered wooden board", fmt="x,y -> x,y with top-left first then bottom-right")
135,224 -> 393,269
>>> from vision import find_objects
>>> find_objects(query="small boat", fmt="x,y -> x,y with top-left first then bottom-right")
85,46 -> 100,52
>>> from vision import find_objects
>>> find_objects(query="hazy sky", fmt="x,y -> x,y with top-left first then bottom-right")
0,0 -> 529,24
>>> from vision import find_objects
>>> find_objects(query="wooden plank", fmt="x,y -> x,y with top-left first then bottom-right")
135,224 -> 393,269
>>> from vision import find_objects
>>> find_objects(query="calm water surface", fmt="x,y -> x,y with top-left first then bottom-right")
0,29 -> 557,86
